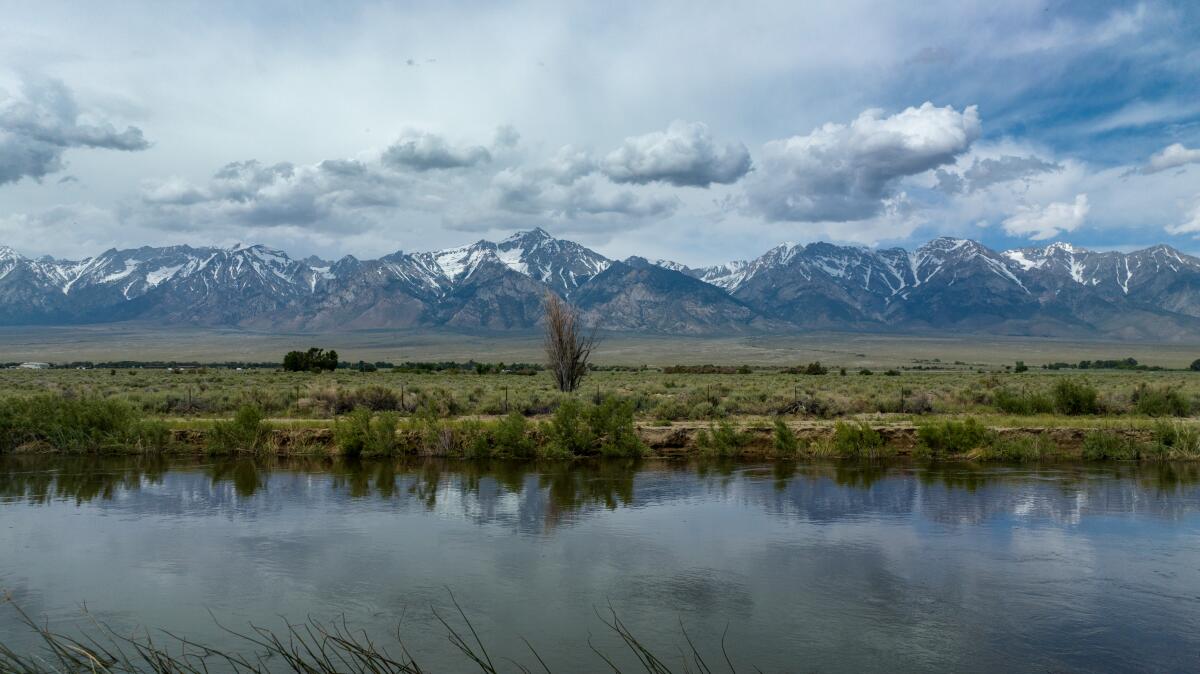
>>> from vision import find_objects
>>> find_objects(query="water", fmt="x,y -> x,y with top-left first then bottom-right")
1,456 -> 1199,672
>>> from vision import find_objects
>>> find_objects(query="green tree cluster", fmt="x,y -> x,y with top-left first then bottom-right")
282,348 -> 339,372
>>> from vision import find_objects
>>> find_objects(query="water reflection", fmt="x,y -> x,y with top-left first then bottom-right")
2,455 -> 1198,528
2,455 -> 1199,672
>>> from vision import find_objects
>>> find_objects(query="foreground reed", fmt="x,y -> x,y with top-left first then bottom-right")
0,594 -> 740,674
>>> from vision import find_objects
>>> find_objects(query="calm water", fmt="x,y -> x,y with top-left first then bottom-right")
2,456 -> 1199,672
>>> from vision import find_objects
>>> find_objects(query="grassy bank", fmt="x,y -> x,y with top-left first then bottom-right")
2,392 -> 1199,461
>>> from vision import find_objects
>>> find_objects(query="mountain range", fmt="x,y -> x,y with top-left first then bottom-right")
3,228 -> 1200,340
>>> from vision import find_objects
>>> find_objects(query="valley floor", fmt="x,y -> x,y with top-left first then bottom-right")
4,325 -> 1200,367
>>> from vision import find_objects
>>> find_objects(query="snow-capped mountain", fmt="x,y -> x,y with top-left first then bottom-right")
3,231 -> 1200,338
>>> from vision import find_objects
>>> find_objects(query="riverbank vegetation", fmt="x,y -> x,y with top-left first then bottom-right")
2,366 -> 1200,460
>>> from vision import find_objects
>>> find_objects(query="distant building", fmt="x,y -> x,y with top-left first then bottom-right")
19,362 -> 51,369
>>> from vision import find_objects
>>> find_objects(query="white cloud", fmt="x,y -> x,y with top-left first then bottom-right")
1141,143 -> 1200,175
745,102 -> 980,222
1165,200 -> 1200,237
601,121 -> 751,187
1002,194 -> 1089,240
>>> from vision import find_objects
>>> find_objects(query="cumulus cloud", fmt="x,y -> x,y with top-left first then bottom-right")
0,76 -> 149,185
746,102 -> 980,222
936,154 -> 1061,193
1139,143 -> 1200,175
381,130 -> 491,171
1165,201 -> 1200,237
601,121 -> 751,187
490,168 -> 677,220
133,123 -> 692,236
137,158 -> 409,232
1002,194 -> 1089,240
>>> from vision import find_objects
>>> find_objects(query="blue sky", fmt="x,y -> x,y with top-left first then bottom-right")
0,0 -> 1197,265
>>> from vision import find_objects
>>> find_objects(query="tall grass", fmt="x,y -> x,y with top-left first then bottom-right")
0,394 -> 168,453
0,595 -> 743,673
696,420 -> 751,457
831,421 -> 889,458
916,418 -> 992,457
207,404 -> 272,453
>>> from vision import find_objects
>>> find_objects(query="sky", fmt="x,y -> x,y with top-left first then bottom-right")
0,0 -> 1198,266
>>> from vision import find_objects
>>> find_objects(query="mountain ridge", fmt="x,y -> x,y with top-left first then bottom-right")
3,230 -> 1200,340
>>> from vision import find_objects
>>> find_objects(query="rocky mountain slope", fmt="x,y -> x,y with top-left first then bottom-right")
3,228 -> 1200,339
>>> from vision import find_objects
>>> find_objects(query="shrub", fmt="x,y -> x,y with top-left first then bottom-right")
917,418 -> 992,456
208,404 -> 271,452
542,397 -> 644,458
697,420 -> 749,457
1081,431 -> 1142,460
772,418 -> 801,456
831,421 -> 886,457
1191,358 -> 1200,372
992,388 -> 1055,415
491,411 -> 536,458
588,397 -> 645,458
334,408 -> 400,458
1132,385 -> 1191,417
1149,420 -> 1200,459
339,386 -> 400,413
545,398 -> 595,456
1052,379 -> 1101,415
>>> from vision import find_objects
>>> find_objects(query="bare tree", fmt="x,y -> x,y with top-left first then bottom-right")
543,293 -> 596,392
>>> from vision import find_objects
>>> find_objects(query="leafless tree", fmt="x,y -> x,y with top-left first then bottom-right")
543,293 -> 596,392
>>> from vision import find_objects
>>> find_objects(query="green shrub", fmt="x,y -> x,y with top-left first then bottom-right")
491,411 -> 536,458
1052,379 -> 1101,415
0,394 -> 168,453
208,404 -> 271,452
831,421 -> 886,457
587,397 -> 645,457
1132,385 -> 1191,417
916,418 -> 992,456
697,420 -> 749,457
334,408 -> 399,458
545,398 -> 596,456
772,418 -> 801,456
543,397 -> 644,458
1081,431 -> 1142,460
992,388 -> 1055,414
1149,420 -> 1200,459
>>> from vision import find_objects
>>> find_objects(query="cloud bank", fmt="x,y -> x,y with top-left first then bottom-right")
746,102 -> 981,222
0,77 -> 150,185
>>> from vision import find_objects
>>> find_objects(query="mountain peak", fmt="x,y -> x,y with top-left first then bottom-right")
1042,241 -> 1084,255
501,227 -> 553,245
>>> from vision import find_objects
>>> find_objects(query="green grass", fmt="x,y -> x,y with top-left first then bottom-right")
916,418 -> 992,457
0,394 -> 168,453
